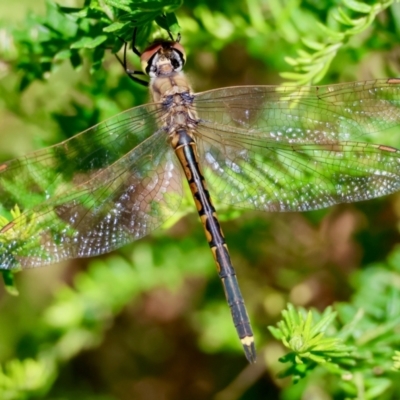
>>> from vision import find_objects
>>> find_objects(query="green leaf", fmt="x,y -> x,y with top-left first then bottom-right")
57,4 -> 88,18
70,35 -> 107,49
1,270 -> 19,296
334,7 -> 358,26
69,49 -> 82,68
342,0 -> 372,13
392,351 -> 400,371
103,0 -> 132,13
301,37 -> 325,51
315,22 -> 345,40
85,35 -> 108,49
70,36 -> 93,49
103,21 -> 128,32
155,11 -> 181,33
54,49 -> 72,61
90,46 -> 105,72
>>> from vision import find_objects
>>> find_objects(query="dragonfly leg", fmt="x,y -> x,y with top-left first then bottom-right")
114,28 -> 148,86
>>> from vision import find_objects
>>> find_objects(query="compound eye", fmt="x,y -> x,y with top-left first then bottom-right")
140,43 -> 162,73
171,42 -> 186,65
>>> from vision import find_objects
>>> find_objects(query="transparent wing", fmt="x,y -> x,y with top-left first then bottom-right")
193,80 -> 400,211
0,105 -> 183,270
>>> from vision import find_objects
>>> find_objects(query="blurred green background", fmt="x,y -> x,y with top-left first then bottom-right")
1,0 -> 400,399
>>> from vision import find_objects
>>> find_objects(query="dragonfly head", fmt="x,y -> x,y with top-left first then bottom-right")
140,40 -> 186,78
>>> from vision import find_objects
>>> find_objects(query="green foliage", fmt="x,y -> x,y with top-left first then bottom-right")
269,246 -> 400,398
11,0 -> 182,89
281,0 -> 395,84
0,238 -> 215,399
393,351 -> 400,371
0,270 -> 19,296
1,0 -> 400,399
269,304 -> 353,382
0,357 -> 56,400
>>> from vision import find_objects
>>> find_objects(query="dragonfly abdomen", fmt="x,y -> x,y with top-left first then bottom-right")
172,128 -> 256,363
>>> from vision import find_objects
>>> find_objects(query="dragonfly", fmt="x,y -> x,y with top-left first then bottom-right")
1,30 -> 400,364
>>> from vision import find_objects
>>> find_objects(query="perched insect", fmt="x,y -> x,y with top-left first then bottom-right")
1,27 -> 400,363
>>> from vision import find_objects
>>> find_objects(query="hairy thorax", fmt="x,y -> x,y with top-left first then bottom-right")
150,71 -> 198,138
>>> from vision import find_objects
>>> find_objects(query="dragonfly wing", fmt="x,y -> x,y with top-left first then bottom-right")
193,80 -> 400,211
0,106 -> 183,269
